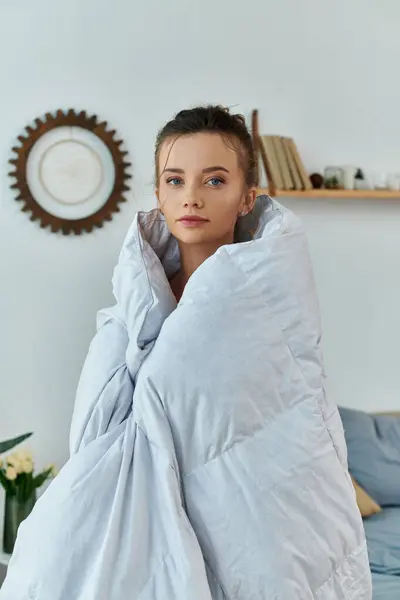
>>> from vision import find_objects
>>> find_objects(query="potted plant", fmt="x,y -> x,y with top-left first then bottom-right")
0,442 -> 56,554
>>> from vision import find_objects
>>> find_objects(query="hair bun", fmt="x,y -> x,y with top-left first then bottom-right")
155,104 -> 256,187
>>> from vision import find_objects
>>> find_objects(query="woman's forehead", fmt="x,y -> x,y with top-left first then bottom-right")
159,132 -> 240,173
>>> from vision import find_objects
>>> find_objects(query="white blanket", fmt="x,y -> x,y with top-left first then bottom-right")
0,196 -> 371,599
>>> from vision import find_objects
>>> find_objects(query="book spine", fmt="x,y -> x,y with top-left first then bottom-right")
282,137 -> 303,190
260,136 -> 283,193
272,136 -> 293,190
288,138 -> 312,190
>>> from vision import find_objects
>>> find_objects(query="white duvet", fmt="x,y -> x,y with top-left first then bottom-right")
0,196 -> 372,599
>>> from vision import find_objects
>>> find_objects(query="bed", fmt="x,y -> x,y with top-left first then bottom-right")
365,507 -> 400,598
339,408 -> 400,599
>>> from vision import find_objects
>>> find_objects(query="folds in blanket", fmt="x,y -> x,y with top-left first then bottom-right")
70,214 -> 177,456
69,314 -> 134,454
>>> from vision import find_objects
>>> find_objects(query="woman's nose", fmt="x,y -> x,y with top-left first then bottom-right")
183,187 -> 204,208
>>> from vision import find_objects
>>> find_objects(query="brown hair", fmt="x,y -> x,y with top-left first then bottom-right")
154,105 -> 257,188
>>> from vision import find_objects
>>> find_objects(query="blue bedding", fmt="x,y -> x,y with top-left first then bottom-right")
364,507 -> 400,599
338,408 -> 400,598
371,574 -> 400,600
339,408 -> 400,507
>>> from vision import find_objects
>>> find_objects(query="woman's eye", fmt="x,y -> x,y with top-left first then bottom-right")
167,177 -> 183,186
207,177 -> 224,187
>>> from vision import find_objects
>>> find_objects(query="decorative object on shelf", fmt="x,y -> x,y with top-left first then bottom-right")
1,449 -> 57,554
372,171 -> 400,191
354,168 -> 369,190
8,109 -> 131,235
388,173 -> 400,191
324,166 -> 344,189
310,173 -> 324,189
342,165 -> 357,190
373,171 -> 389,191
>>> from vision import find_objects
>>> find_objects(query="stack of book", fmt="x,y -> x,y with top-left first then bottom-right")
258,135 -> 312,194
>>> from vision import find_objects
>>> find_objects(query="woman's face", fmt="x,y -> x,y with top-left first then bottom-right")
156,132 -> 256,246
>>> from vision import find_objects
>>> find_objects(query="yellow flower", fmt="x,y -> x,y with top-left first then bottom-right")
21,460 -> 33,474
14,450 -> 33,464
6,450 -> 33,474
0,458 -> 3,469
6,454 -> 23,474
6,466 -> 17,481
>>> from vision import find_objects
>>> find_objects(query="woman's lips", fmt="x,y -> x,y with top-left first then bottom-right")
177,216 -> 210,228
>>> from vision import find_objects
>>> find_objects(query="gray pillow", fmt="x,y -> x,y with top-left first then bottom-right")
339,407 -> 400,507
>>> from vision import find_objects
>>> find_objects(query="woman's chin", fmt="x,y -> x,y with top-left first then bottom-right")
172,225 -> 213,245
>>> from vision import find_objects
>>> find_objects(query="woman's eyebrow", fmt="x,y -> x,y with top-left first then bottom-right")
202,166 -> 230,174
162,166 -> 230,174
163,168 -> 184,174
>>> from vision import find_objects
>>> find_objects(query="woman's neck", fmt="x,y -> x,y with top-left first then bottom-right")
171,237 -> 232,301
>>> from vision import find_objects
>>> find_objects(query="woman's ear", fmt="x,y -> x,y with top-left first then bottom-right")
239,187 -> 257,217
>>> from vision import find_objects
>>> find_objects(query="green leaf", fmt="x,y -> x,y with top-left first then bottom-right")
33,468 -> 52,490
0,469 -> 16,496
0,433 -> 33,454
24,472 -> 34,502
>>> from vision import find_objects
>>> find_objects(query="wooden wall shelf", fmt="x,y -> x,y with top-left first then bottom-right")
257,188 -> 400,199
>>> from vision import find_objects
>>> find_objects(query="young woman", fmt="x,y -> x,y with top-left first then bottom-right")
1,106 -> 371,599
154,108 -> 257,302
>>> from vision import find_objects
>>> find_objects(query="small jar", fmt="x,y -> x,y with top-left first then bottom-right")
324,166 -> 344,189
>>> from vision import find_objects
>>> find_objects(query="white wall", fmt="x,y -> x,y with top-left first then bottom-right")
1,0 -> 400,479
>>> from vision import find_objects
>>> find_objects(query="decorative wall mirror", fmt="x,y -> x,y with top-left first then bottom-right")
8,109 -> 131,235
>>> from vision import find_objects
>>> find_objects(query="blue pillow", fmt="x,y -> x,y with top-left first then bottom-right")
339,407 -> 400,507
